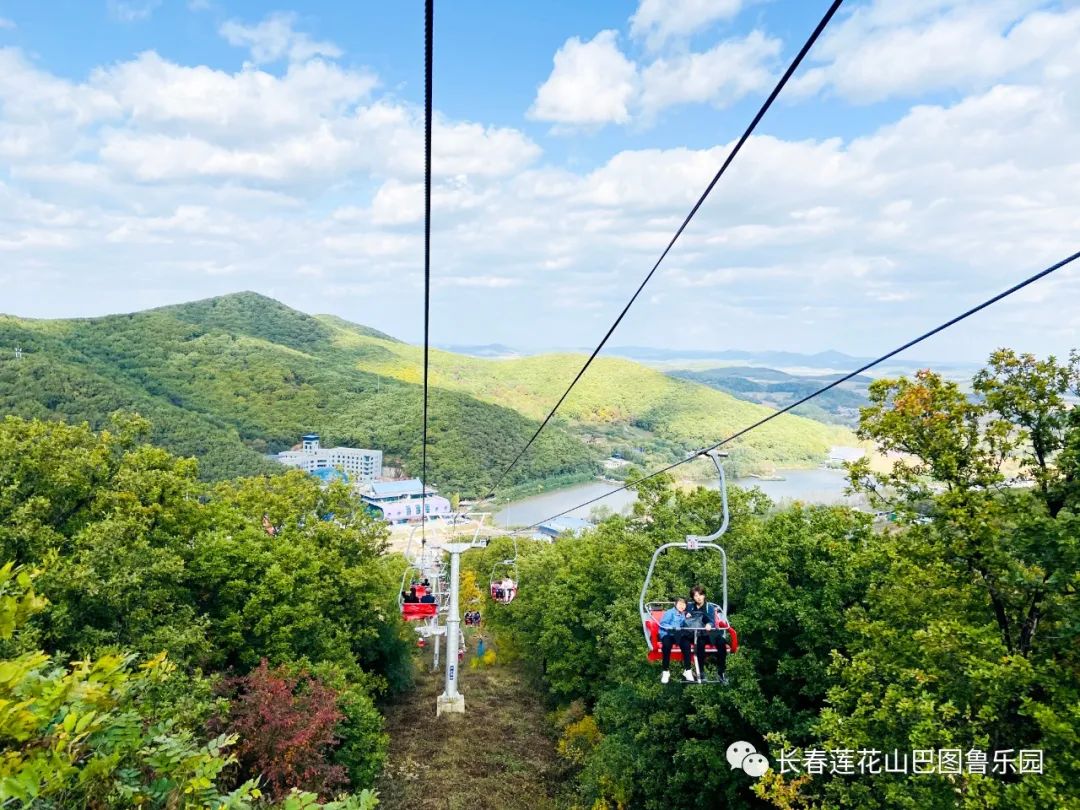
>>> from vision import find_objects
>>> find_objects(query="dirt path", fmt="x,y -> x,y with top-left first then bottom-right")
375,651 -> 568,810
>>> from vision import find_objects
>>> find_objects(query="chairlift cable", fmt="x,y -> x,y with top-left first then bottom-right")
421,0 -> 434,543
513,248 -> 1080,533
479,0 -> 847,503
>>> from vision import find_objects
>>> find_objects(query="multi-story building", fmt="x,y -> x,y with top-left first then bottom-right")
276,434 -> 382,484
361,479 -> 451,524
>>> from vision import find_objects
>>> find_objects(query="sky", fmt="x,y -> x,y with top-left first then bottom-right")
0,0 -> 1078,362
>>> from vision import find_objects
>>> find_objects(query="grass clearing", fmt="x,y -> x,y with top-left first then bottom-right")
375,645 -> 569,810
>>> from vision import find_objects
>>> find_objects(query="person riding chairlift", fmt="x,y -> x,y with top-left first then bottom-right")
403,586 -> 419,604
658,596 -> 695,684
685,584 -> 728,683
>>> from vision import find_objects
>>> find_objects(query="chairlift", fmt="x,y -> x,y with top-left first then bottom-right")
399,563 -> 438,621
639,451 -> 739,684
489,558 -> 518,604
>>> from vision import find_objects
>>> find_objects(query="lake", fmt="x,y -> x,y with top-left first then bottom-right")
491,467 -> 863,528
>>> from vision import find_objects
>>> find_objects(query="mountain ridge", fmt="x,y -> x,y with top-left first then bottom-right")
0,293 -> 856,493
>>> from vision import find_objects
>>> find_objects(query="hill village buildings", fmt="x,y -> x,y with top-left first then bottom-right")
276,434 -> 450,524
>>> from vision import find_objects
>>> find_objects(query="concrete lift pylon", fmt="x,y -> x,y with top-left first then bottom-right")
405,513 -> 489,716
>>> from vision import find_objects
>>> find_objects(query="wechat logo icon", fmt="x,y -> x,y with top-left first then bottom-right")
726,741 -> 771,778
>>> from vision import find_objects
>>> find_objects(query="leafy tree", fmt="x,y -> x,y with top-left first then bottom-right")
763,352 -> 1080,809
0,562 -> 262,808
0,415 -> 407,798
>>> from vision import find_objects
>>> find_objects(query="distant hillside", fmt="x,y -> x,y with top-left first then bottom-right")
322,319 -> 855,476
608,346 -> 869,367
0,293 -> 594,495
437,344 -> 522,358
669,367 -> 873,427
0,293 -> 856,494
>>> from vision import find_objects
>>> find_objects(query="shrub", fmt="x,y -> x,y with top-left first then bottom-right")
216,660 -> 348,800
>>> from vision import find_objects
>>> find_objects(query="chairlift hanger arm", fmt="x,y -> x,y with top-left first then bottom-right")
687,451 -> 729,545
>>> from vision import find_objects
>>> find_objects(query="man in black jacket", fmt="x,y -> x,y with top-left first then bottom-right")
684,584 -> 728,683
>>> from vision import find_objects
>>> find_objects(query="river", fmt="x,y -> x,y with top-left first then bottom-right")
491,467 -> 863,527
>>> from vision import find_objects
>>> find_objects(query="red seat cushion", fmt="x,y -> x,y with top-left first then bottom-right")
402,602 -> 438,620
645,610 -> 737,661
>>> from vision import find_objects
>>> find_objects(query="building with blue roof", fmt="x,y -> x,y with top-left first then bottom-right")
537,516 -> 592,539
361,478 -> 451,524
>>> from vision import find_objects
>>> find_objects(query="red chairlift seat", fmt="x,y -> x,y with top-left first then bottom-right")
402,602 -> 438,620
643,606 -> 739,663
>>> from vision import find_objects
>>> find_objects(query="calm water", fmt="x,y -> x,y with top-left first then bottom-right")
492,468 -> 862,527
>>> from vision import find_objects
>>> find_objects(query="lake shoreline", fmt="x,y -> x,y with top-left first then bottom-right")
492,467 -> 864,528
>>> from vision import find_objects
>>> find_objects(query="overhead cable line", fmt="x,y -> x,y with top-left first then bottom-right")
421,0 -> 434,543
480,0 -> 846,502
513,248 -> 1080,533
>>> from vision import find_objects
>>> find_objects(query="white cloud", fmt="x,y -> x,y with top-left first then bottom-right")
107,0 -> 161,22
528,31 -> 638,126
2,7 -> 1079,359
793,0 -> 1080,102
0,17 -> 15,29
630,0 -> 743,50
220,12 -> 342,65
529,22 -> 779,127
436,276 -> 521,289
90,53 -> 376,137
638,30 -> 781,115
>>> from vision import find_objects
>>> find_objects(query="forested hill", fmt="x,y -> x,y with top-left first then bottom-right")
315,311 -> 854,475
0,292 -> 852,493
0,293 -> 592,494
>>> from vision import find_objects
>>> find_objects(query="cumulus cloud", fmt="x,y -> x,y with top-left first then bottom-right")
529,27 -> 779,127
528,31 -> 638,126
1,5 -> 1078,360
630,0 -> 743,50
638,30 -> 782,116
220,12 -> 342,65
793,0 -> 1080,102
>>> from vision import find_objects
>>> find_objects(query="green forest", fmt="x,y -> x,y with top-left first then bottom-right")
464,349 -> 1078,809
321,313 -> 853,476
1,349 -> 1075,808
0,293 -> 851,497
0,293 -> 594,497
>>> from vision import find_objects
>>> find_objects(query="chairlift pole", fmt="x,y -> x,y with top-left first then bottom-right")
437,540 -> 468,715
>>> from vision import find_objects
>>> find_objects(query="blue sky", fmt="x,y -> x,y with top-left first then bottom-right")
1,0 -> 1078,362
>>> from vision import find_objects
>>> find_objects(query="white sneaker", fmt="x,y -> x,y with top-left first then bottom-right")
683,669 -> 696,682
661,670 -> 670,684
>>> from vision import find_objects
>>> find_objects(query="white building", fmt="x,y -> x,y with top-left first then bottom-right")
277,434 -> 382,483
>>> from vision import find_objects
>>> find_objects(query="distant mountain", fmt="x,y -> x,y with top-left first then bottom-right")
669,366 -> 873,427
698,366 -> 876,385
438,344 -> 523,358
0,293 -> 594,494
347,347 -> 854,476
607,346 -> 871,367
0,293 -> 857,493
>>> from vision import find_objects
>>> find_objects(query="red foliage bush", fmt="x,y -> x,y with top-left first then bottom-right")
215,659 -> 348,799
